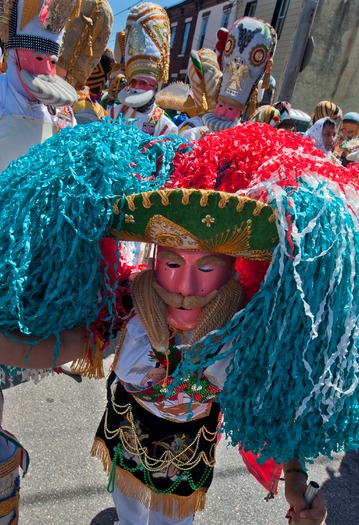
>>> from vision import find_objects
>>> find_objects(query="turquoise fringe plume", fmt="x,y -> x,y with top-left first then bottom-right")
171,175 -> 359,463
0,121 -> 187,362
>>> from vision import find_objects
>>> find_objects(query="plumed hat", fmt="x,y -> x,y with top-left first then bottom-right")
0,0 -> 80,56
251,104 -> 280,127
217,17 -> 276,112
124,2 -> 170,86
155,81 -> 195,114
188,48 -> 222,115
57,0 -> 113,89
312,100 -> 342,124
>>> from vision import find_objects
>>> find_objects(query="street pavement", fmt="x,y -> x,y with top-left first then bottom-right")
2,346 -> 358,525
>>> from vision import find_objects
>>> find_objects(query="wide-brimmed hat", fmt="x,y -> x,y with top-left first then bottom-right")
109,188 -> 278,260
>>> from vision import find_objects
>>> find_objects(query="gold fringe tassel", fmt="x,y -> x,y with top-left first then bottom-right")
69,338 -> 105,379
91,438 -> 208,520
247,87 -> 258,118
262,57 -> 273,89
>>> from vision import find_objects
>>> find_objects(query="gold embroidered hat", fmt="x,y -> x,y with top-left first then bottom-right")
109,189 -> 278,261
123,2 -> 170,86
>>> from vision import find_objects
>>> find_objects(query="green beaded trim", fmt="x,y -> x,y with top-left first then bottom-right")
107,443 -> 213,495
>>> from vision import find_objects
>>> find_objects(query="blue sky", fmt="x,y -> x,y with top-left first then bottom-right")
107,0 -> 180,50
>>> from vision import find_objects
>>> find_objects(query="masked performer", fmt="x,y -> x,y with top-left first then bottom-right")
0,0 -> 79,171
109,3 -> 177,137
201,16 -> 277,134
0,121 -> 358,524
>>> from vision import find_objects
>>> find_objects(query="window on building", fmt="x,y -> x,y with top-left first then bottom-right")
271,0 -> 290,39
180,21 -> 191,55
244,0 -> 257,17
197,14 -> 209,49
170,25 -> 177,49
221,5 -> 232,28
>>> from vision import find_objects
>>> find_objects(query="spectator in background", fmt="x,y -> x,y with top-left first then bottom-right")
0,0 -> 79,172
277,118 -> 296,133
304,117 -> 337,160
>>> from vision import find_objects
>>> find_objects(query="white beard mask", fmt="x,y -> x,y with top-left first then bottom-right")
118,87 -> 155,108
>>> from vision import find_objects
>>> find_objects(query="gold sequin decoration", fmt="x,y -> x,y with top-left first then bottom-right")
199,191 -> 209,207
181,188 -> 191,205
203,220 -> 252,255
142,192 -> 153,209
21,0 -> 40,31
112,199 -> 120,215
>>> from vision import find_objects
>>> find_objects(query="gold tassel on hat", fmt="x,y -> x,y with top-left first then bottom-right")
0,0 -> 14,43
118,30 -> 126,61
262,56 -> 273,89
247,87 -> 258,118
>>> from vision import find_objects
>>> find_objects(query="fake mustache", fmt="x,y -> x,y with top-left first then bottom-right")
153,281 -> 218,309
20,70 -> 78,107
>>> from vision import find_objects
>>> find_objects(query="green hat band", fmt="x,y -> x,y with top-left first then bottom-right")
109,189 -> 278,260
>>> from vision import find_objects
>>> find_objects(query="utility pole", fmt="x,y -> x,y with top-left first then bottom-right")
278,0 -> 320,102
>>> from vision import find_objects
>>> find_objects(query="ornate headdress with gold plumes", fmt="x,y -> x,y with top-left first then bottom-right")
124,2 -> 170,87
57,0 -> 113,89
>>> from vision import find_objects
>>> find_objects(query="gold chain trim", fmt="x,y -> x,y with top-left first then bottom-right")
104,398 -> 217,472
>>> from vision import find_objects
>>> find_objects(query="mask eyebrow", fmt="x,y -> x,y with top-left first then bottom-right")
157,250 -> 185,265
195,255 -> 227,267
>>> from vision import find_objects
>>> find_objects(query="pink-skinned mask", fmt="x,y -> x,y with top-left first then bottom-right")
213,100 -> 242,121
13,49 -> 77,106
16,49 -> 58,76
154,246 -> 235,331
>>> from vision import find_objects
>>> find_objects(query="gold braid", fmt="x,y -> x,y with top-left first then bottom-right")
131,269 -> 169,351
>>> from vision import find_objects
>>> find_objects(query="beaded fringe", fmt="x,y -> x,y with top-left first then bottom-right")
91,437 -> 207,520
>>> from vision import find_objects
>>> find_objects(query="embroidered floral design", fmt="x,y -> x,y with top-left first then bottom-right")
202,215 -> 215,227
125,214 -> 135,223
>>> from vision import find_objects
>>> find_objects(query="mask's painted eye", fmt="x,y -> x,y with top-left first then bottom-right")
198,265 -> 214,273
36,56 -> 44,61
166,261 -> 181,269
